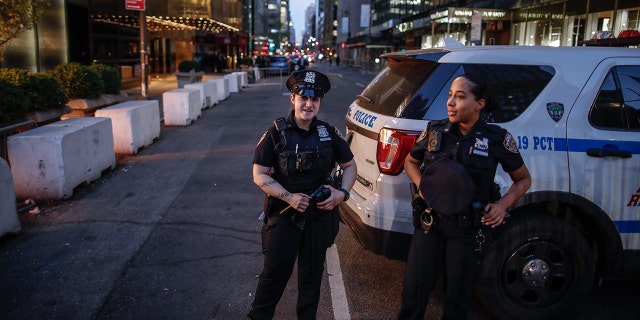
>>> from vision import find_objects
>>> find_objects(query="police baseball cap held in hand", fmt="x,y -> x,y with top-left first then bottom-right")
286,70 -> 331,98
419,159 -> 475,216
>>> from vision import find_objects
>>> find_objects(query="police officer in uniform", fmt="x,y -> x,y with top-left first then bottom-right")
398,74 -> 531,320
248,70 -> 356,320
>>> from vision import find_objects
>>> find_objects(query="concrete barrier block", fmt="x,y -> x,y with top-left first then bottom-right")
224,74 -> 240,93
95,100 -> 161,154
185,81 -> 218,109
8,117 -> 116,199
233,71 -> 248,88
207,78 -> 230,101
0,158 -> 20,236
162,88 -> 201,126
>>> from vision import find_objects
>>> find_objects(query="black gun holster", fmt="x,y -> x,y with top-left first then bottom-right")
410,183 -> 428,229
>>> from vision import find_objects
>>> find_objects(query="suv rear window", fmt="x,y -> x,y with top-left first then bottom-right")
360,59 -> 438,117
361,58 -> 555,123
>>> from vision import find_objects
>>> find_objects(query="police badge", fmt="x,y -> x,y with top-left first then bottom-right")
317,125 -> 331,141
547,102 -> 564,122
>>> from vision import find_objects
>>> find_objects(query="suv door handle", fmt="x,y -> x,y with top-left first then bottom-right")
586,148 -> 632,159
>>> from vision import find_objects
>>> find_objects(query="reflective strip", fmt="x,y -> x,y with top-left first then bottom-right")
555,138 -> 640,154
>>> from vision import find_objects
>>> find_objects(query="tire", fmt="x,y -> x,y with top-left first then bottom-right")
477,214 -> 595,320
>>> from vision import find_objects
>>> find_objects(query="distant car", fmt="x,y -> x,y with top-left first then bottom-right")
289,55 -> 307,73
340,41 -> 640,319
267,55 -> 289,76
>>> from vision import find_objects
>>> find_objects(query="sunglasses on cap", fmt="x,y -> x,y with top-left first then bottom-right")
291,83 -> 325,98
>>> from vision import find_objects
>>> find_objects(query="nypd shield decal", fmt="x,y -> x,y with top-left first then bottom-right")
547,102 -> 564,122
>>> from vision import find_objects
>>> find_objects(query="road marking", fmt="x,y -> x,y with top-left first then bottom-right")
327,243 -> 350,319
355,83 -> 365,88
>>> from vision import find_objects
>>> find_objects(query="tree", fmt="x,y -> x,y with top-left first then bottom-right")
0,0 -> 47,49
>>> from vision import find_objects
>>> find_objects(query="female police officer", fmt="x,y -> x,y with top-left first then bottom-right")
399,74 -> 531,320
247,70 -> 356,320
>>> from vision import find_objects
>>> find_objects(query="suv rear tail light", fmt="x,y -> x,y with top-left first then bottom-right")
377,128 -> 420,175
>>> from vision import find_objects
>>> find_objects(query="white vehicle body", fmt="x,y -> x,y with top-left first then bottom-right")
340,45 -> 640,319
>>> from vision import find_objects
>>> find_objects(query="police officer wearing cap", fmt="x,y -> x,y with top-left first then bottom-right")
398,74 -> 531,320
248,70 -> 356,320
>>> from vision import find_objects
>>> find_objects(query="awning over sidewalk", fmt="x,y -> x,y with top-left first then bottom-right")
91,14 -> 239,33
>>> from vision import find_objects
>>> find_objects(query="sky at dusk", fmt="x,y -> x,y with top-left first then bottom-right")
290,0 -> 314,44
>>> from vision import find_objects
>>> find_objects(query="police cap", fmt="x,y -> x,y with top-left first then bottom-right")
286,70 -> 331,98
419,159 -> 475,216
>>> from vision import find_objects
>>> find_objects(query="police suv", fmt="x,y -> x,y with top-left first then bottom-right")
339,42 -> 640,319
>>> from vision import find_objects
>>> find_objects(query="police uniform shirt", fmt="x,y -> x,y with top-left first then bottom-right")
410,119 -> 524,203
254,111 -> 354,193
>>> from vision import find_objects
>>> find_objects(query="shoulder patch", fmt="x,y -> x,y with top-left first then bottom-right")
503,131 -> 519,154
416,126 -> 429,142
256,130 -> 268,148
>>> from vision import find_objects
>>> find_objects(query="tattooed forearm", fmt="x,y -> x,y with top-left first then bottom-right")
259,179 -> 289,200
277,191 -> 291,200
260,179 -> 278,189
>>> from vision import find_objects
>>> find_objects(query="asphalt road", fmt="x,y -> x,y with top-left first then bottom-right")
1,63 -> 638,320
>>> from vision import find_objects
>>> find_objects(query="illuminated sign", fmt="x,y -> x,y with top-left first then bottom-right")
126,0 -> 145,11
431,7 -> 507,21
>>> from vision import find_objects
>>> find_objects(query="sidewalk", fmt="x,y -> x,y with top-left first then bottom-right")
121,73 -> 182,102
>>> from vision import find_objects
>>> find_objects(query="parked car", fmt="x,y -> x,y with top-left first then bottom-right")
340,40 -> 640,319
267,55 -> 289,76
288,55 -> 308,73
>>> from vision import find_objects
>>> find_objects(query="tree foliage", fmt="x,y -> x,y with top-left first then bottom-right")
0,0 -> 48,48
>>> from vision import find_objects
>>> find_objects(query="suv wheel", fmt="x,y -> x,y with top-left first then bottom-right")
478,214 -> 595,319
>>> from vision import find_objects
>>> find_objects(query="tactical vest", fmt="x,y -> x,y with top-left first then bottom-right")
272,117 -> 335,193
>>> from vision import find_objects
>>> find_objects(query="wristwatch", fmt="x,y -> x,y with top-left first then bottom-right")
339,188 -> 350,201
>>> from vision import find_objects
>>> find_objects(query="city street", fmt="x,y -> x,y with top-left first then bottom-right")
0,63 -> 638,320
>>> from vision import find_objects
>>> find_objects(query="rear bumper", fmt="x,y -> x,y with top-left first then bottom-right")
339,201 -> 412,261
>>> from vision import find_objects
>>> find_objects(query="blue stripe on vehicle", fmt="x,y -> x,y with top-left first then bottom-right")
614,220 -> 640,233
553,138 -> 640,154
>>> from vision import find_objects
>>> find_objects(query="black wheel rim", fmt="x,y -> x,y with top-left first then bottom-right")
502,240 -> 574,309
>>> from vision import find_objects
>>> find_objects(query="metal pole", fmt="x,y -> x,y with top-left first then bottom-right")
250,0 -> 254,55
140,10 -> 149,99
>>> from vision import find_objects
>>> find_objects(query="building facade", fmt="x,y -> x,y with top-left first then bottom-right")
337,0 -> 640,72
2,0 -> 247,75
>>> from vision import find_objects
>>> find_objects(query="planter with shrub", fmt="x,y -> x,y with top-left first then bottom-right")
0,68 -> 69,127
51,62 -> 128,119
175,60 -> 204,88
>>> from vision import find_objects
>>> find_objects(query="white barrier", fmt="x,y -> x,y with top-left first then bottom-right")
234,71 -> 248,88
162,88 -> 201,126
95,100 -> 161,154
207,78 -> 230,100
0,158 -> 20,236
185,81 -> 218,109
8,117 -> 116,199
224,73 -> 240,93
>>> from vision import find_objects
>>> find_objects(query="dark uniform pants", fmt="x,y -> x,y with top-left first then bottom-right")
248,209 -> 339,320
398,217 -> 480,320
